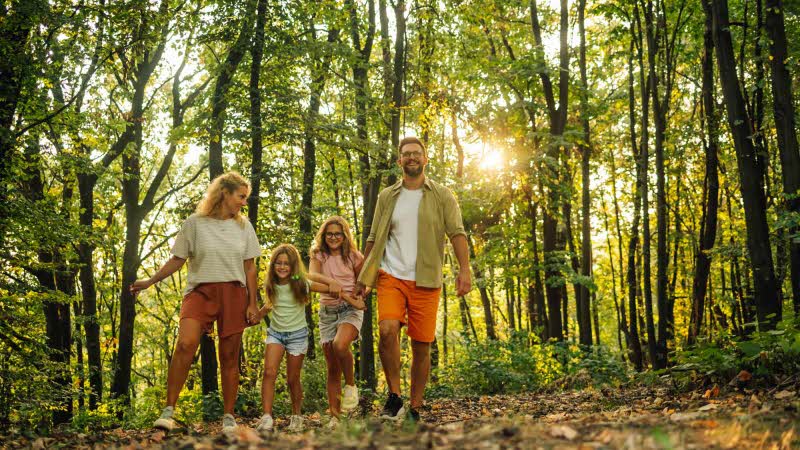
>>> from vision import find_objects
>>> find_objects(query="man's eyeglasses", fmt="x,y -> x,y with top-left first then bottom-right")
400,150 -> 423,159
325,232 -> 344,239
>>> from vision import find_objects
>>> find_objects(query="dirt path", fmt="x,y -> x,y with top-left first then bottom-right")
8,384 -> 799,449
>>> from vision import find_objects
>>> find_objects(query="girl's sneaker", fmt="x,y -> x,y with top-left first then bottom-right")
286,415 -> 304,432
256,414 -> 274,432
326,416 -> 339,430
153,406 -> 176,431
341,385 -> 359,411
222,413 -> 237,433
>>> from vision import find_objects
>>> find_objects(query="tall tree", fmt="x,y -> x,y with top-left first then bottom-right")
346,0 -> 377,390
765,0 -> 800,312
576,0 -> 593,347
710,0 -> 780,330
111,0 -> 195,406
688,0 -> 720,345
298,20 -> 340,360
530,0 -> 570,341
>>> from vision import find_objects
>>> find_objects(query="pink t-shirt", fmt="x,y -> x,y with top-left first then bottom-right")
314,250 -> 364,306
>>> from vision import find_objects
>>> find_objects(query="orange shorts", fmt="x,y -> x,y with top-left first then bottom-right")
376,270 -> 441,343
180,282 -> 249,338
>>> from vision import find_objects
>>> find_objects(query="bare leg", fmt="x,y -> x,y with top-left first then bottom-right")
166,319 -> 205,407
286,353 -> 306,415
333,323 -> 359,386
261,344 -> 285,415
378,320 -> 402,395
409,340 -> 431,409
323,342 -> 342,417
218,332 -> 243,414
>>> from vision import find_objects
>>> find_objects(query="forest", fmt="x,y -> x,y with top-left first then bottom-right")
1,0 -> 799,447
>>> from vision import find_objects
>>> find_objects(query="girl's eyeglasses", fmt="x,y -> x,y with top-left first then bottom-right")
325,232 -> 344,239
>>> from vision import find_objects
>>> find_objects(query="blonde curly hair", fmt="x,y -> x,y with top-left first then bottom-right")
195,171 -> 250,226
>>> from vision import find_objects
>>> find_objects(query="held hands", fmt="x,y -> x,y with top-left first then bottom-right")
353,282 -> 371,299
342,293 -> 367,311
246,304 -> 259,325
456,267 -> 472,297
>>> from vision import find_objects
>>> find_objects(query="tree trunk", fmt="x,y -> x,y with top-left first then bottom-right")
765,0 -> 800,312
711,0 -> 780,329
626,28 -> 643,370
577,0 -> 592,348
530,0 -> 569,342
348,0 -> 377,391
689,0 -> 720,345
299,27 -> 340,360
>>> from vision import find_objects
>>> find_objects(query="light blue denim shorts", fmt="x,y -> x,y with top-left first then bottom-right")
319,303 -> 363,344
266,326 -> 309,356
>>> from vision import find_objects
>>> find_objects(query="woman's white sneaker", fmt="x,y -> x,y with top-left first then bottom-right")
153,406 -> 176,431
342,384 -> 359,411
256,413 -> 274,432
221,413 -> 237,433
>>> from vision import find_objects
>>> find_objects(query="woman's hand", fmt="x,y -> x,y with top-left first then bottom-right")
129,279 -> 154,296
246,304 -> 259,324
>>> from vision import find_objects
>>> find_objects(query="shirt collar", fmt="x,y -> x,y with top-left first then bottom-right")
390,176 -> 432,194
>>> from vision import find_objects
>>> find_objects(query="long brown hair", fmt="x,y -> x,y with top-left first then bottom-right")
310,216 -> 358,265
195,171 -> 250,226
264,244 -> 309,307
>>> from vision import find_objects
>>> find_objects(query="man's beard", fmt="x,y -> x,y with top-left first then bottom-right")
403,162 -> 423,177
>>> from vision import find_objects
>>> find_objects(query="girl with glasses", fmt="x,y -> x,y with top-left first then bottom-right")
308,216 -> 367,429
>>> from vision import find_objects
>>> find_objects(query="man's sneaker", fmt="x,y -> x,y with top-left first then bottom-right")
406,407 -> 421,423
286,414 -> 304,432
380,393 -> 405,421
342,384 -> 359,411
153,406 -> 176,431
255,413 -> 274,433
326,416 -> 339,430
222,413 -> 237,433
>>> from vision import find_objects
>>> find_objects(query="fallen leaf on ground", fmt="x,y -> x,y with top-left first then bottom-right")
692,420 -> 719,428
549,424 -> 579,440
670,411 -> 705,422
592,429 -> 614,444
773,390 -> 795,400
698,403 -> 718,411
704,385 -> 720,399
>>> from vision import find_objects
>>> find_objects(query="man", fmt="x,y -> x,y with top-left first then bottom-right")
355,136 -> 472,422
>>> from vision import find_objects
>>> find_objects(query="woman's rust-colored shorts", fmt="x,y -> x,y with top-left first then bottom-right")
376,270 -> 441,343
179,282 -> 249,338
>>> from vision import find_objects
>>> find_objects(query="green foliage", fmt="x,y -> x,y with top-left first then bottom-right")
433,332 -> 627,396
672,319 -> 800,386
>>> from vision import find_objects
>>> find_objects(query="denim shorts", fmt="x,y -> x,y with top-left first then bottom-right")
319,303 -> 363,344
266,327 -> 309,356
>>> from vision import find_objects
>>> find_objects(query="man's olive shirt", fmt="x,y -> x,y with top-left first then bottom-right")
358,177 -> 466,289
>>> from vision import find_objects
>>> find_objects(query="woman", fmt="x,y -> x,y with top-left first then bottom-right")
130,171 -> 261,433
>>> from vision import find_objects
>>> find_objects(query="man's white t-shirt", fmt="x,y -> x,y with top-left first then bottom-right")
171,214 -> 262,294
380,187 -> 423,281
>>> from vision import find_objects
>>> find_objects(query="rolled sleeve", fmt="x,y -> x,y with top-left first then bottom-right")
443,189 -> 466,239
366,192 -> 384,243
